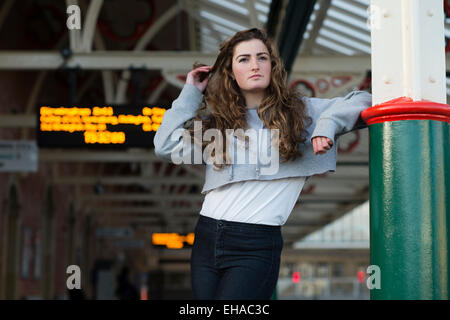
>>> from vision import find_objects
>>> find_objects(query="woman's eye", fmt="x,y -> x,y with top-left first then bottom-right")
238,56 -> 268,63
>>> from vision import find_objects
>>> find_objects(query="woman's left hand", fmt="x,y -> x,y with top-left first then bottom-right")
312,136 -> 333,155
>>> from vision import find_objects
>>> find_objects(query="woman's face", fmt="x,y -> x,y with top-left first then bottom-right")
231,39 -> 271,95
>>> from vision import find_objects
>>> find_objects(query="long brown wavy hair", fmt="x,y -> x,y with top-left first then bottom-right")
184,28 -> 312,169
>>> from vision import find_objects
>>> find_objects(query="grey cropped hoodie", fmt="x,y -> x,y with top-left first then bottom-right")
154,84 -> 372,194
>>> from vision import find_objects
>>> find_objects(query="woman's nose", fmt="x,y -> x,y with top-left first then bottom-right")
250,58 -> 259,70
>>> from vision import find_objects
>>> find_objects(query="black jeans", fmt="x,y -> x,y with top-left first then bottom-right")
190,214 -> 283,300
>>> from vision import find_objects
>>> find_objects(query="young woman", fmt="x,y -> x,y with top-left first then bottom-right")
154,28 -> 372,300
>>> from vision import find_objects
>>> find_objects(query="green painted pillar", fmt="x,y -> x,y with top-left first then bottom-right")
271,285 -> 278,300
363,99 -> 450,299
366,0 -> 449,300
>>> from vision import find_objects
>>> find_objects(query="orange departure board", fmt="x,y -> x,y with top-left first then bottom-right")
152,233 -> 195,249
37,105 -> 167,148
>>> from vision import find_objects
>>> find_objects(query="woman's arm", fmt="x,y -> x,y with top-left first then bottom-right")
308,90 -> 372,146
153,66 -> 211,164
153,84 -> 204,162
153,65 -> 211,163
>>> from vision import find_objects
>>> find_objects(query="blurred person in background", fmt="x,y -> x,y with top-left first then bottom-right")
115,266 -> 139,300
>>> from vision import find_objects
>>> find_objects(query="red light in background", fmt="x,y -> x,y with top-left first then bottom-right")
292,271 -> 301,284
357,270 -> 365,283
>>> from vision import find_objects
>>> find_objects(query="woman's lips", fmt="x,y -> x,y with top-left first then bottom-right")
249,74 -> 261,79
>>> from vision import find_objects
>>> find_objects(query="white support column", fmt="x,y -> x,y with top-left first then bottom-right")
367,0 -> 449,300
370,0 -> 446,105
66,0 -> 82,52
80,0 -> 103,52
66,0 -> 103,53
94,31 -> 115,103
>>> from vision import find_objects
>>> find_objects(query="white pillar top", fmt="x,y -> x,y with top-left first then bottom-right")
370,0 -> 446,105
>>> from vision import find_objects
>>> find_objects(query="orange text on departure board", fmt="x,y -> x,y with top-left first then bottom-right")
39,106 -> 165,144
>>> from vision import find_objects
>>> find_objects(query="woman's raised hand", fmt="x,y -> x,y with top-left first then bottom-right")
186,65 -> 212,93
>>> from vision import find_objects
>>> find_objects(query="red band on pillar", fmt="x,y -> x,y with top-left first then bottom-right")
361,97 -> 450,124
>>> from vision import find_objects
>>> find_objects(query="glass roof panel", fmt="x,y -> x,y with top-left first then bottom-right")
199,10 -> 246,32
332,0 -> 369,18
300,0 -> 371,56
316,36 -> 356,55
195,0 -> 375,56
319,28 -> 370,53
206,0 -> 249,15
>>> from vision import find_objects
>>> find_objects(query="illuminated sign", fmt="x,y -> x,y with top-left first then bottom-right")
37,105 -> 167,148
152,233 -> 195,249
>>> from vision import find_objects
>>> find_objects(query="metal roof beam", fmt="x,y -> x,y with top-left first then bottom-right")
301,0 -> 331,55
277,0 -> 317,76
96,207 -> 201,215
52,174 -> 367,186
265,0 -> 284,40
0,52 -> 376,72
39,150 -> 160,162
54,176 -> 202,186
80,192 -> 366,203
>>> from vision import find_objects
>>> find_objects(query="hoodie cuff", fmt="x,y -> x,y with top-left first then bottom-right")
311,118 -> 338,144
